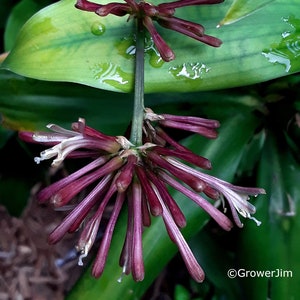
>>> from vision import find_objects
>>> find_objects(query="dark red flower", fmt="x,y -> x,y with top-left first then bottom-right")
19,112 -> 264,282
75,0 -> 223,61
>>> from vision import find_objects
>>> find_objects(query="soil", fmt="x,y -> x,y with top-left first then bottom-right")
0,188 -> 83,300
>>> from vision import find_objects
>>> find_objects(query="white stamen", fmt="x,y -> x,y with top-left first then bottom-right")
34,157 -> 42,164
117,264 -> 127,283
250,216 -> 262,226
78,245 -> 88,266
166,157 -> 262,225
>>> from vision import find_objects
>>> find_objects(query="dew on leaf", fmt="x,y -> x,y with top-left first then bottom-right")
90,62 -> 131,92
116,36 -> 136,59
91,22 -> 106,36
144,37 -> 164,68
168,62 -> 210,80
116,35 -> 164,68
262,15 -> 300,72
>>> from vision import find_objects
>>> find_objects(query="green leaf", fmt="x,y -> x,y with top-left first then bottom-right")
237,133 -> 300,300
218,0 -> 275,26
0,70 -> 263,133
183,111 -> 262,178
174,285 -> 191,300
190,229 -> 242,299
0,70 -> 132,133
0,0 -> 17,28
4,0 -> 54,51
0,126 -> 13,149
66,110 -> 260,300
2,0 -> 300,93
237,130 -> 266,176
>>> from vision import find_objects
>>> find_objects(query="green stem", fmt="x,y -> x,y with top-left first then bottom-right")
130,18 -> 145,146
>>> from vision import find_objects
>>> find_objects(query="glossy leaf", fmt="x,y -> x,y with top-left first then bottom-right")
0,70 -> 132,133
237,133 -> 300,300
4,0 -> 54,51
0,70 -> 263,132
190,229 -> 242,299
218,0 -> 275,26
2,0 -> 300,93
66,110 -> 261,300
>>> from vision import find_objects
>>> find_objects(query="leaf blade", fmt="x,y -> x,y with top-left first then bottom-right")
2,0 -> 300,92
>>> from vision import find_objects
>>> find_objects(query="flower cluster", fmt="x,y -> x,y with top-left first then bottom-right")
19,110 -> 265,282
75,0 -> 223,61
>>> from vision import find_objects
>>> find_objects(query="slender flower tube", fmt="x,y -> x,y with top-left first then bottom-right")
75,0 -> 223,61
92,192 -> 126,277
144,107 -> 220,138
19,113 -> 265,282
129,179 -> 145,281
163,157 -> 264,227
157,190 -> 205,282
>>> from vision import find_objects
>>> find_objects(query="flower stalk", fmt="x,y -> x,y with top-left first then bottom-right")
130,17 -> 145,146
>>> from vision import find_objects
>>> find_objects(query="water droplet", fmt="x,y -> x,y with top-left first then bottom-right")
262,15 -> 300,72
91,22 -> 106,36
90,62 -> 131,92
148,55 -> 164,68
169,62 -> 210,80
262,51 -> 291,72
145,37 -> 165,68
116,35 -> 165,68
116,36 -> 136,59
126,45 -> 136,56
281,31 -> 291,38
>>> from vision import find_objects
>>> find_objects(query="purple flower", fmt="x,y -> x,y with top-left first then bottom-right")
75,0 -> 223,61
19,112 -> 265,282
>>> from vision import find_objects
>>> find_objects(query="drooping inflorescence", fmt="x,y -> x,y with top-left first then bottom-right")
19,110 -> 265,282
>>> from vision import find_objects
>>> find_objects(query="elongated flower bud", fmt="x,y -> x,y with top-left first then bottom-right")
19,112 -> 264,283
75,0 -> 223,61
